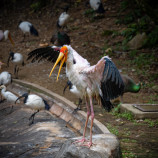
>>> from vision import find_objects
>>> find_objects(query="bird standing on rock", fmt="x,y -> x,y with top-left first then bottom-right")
18,21 -> 39,42
27,45 -> 124,147
7,51 -> 24,79
15,93 -> 50,125
0,30 -> 15,46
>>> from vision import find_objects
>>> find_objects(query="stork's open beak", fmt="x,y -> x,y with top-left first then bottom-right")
8,33 -> 15,46
49,52 -> 65,81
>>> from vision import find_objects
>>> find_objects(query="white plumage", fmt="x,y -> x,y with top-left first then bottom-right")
18,21 -> 39,41
15,93 -> 50,125
7,52 -> 24,78
0,71 -> 12,86
0,85 -> 20,103
57,7 -> 70,28
89,0 -> 105,13
24,94 -> 47,110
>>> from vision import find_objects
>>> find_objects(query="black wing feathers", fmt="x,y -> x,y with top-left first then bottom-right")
101,57 -> 124,102
27,47 -> 60,63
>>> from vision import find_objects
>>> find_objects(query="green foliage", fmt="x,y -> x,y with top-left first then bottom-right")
102,30 -> 114,36
122,150 -> 138,158
112,104 -> 134,121
131,53 -> 154,69
30,2 -> 41,12
144,119 -> 157,127
143,26 -> 158,48
106,123 -> 119,136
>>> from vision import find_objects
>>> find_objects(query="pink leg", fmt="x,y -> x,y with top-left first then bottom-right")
73,97 -> 90,144
82,96 -> 94,148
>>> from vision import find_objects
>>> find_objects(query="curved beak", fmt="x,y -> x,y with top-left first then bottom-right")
15,95 -> 23,104
8,32 -> 15,46
49,52 -> 65,81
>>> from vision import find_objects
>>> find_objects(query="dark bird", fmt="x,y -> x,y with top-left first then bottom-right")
18,21 -> 39,41
7,52 -> 24,79
15,93 -> 50,125
121,74 -> 141,103
50,31 -> 70,46
27,45 -> 124,147
90,0 -> 105,13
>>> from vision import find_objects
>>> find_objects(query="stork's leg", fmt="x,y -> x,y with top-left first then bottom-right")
29,110 -> 39,125
14,65 -> 17,75
82,96 -> 94,148
73,97 -> 90,144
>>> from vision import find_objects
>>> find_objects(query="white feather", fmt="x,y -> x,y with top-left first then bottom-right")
19,21 -> 32,34
0,85 -> 20,103
0,71 -> 12,86
25,94 -> 46,110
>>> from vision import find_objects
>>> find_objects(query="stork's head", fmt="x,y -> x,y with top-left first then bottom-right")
49,45 -> 69,81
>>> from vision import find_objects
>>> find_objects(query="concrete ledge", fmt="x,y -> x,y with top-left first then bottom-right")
12,79 -> 110,134
121,104 -> 158,119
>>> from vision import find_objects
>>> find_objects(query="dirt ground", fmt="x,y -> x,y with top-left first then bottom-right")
0,0 -> 158,157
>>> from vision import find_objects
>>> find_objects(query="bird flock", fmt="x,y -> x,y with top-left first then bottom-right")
0,0 -> 141,148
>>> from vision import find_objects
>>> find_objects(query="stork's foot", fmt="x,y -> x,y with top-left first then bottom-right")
73,137 -> 87,144
82,141 -> 93,148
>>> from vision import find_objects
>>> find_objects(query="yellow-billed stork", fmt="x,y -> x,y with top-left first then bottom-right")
18,21 -> 39,41
15,93 -> 50,125
0,30 -> 15,46
90,0 -> 105,13
27,45 -> 124,147
7,52 -> 24,79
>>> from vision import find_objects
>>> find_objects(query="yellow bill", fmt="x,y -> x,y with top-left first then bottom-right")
49,52 -> 65,81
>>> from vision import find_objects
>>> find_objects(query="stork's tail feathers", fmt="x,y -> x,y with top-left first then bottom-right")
30,25 -> 38,36
100,96 -> 113,112
43,99 -> 50,111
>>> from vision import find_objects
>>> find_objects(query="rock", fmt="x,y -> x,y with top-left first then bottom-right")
127,32 -> 147,49
55,134 -> 121,158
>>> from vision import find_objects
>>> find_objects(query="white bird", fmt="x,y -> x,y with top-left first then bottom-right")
7,51 -> 24,79
57,6 -> 70,29
27,45 -> 124,148
15,93 -> 50,125
18,21 -> 39,41
63,80 -> 82,111
0,71 -> 12,86
0,30 -> 15,46
90,0 -> 105,13
0,85 -> 20,112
